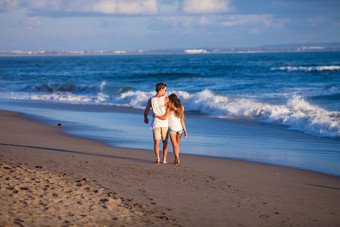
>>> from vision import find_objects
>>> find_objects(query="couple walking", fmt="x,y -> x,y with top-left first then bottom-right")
144,83 -> 187,165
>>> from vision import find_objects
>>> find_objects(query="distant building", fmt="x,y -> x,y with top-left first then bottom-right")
184,49 -> 208,54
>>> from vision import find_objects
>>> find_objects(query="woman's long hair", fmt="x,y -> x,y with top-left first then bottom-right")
169,94 -> 184,119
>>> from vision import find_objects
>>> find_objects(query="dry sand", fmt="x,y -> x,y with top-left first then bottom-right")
0,162 -> 154,226
0,110 -> 340,226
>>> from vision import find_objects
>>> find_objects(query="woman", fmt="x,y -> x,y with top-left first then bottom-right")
154,94 -> 187,165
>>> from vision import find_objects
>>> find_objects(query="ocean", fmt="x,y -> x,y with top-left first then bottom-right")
1,52 -> 340,175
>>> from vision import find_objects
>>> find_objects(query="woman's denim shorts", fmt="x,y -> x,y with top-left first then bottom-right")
168,128 -> 183,135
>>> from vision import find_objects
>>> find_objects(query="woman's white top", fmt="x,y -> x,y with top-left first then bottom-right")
151,96 -> 168,129
168,111 -> 183,131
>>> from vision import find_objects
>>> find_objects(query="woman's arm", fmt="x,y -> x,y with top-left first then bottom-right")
180,106 -> 187,138
154,107 -> 171,120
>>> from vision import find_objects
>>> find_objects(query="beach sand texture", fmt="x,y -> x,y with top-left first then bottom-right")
1,110 -> 340,226
0,163 -> 156,226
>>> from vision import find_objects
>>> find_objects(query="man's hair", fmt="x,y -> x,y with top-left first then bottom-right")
156,83 -> 167,92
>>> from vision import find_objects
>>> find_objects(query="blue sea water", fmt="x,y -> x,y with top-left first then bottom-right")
1,52 -> 340,175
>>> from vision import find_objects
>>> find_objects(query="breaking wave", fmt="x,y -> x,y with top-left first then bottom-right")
26,83 -> 97,93
1,88 -> 339,139
20,81 -> 133,96
271,65 -> 340,72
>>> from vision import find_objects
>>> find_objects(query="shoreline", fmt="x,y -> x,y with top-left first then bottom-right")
10,100 -> 340,177
8,109 -> 338,177
1,48 -> 340,57
19,109 -> 340,178
1,110 -> 340,226
2,99 -> 339,177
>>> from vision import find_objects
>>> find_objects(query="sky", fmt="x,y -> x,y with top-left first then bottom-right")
0,0 -> 339,51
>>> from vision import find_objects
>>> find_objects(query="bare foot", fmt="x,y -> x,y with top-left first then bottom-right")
155,158 -> 160,164
162,160 -> 167,164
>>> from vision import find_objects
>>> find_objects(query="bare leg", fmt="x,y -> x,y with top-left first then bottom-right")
154,139 -> 160,164
170,134 -> 182,164
176,134 -> 182,164
162,139 -> 168,163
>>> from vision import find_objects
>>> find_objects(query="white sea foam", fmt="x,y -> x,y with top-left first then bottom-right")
113,89 -> 340,138
0,92 -> 105,105
100,81 -> 107,91
1,89 -> 339,138
271,65 -> 340,72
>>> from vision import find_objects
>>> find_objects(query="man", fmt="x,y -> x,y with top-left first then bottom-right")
144,83 -> 169,164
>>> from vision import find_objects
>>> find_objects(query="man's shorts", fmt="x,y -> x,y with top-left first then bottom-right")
153,127 -> 168,141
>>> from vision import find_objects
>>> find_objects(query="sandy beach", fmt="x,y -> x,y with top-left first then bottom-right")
1,110 -> 340,226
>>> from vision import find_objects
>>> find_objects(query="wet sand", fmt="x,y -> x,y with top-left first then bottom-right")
1,110 -> 339,226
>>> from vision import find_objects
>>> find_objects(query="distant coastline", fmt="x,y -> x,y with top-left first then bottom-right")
1,42 -> 340,56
